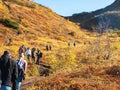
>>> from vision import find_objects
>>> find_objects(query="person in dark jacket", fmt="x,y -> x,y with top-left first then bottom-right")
0,66 -> 1,89
36,49 -> 43,65
68,42 -> 70,46
0,50 -> 18,90
49,45 -> 52,50
46,44 -> 49,51
31,48 -> 36,63
73,41 -> 76,47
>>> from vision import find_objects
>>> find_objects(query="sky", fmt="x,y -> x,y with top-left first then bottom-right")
35,0 -> 115,16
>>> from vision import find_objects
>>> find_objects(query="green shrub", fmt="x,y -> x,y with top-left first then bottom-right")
0,18 -> 19,30
68,31 -> 75,36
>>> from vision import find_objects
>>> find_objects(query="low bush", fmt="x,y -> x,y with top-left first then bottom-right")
68,31 -> 75,36
106,65 -> 120,76
0,18 -> 19,30
45,48 -> 77,72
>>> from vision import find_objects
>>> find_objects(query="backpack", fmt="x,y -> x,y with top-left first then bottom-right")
40,52 -> 43,58
37,52 -> 42,58
21,48 -> 25,53
19,47 -> 25,54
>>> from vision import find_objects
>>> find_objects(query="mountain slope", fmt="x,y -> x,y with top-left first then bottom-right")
66,0 -> 120,31
0,1 -> 120,90
0,0 -> 88,54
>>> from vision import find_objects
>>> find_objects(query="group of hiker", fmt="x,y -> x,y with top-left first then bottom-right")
0,45 -> 43,90
68,41 -> 76,47
18,45 -> 43,65
0,42 -> 76,90
46,44 -> 52,51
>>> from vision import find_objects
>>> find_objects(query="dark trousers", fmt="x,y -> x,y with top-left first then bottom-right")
36,58 -> 41,64
27,55 -> 31,61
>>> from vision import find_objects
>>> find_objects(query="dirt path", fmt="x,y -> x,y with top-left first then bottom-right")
21,64 -> 51,90
21,76 -> 46,90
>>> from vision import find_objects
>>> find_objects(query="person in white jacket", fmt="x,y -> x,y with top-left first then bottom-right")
25,48 -> 31,62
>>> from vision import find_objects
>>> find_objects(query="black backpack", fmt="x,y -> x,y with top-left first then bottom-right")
40,52 -> 43,58
37,52 -> 43,58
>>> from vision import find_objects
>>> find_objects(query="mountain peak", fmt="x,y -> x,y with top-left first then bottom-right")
107,0 -> 120,10
113,0 -> 120,5
66,0 -> 120,30
115,0 -> 120,2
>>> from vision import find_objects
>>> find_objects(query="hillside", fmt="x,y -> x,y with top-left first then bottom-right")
0,0 -> 88,55
66,0 -> 120,31
0,0 -> 91,79
0,0 -> 120,90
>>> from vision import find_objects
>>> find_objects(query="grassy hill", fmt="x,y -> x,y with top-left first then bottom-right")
0,0 -> 120,90
0,0 -> 90,78
0,0 -> 88,55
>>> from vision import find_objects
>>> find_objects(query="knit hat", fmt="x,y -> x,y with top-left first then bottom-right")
3,50 -> 10,55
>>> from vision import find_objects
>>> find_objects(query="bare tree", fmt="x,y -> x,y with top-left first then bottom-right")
96,15 -> 111,60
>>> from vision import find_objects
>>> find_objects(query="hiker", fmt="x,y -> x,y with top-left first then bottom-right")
16,54 -> 27,90
46,44 -> 52,51
68,42 -> 70,46
0,50 -> 18,90
6,38 -> 12,46
49,45 -> 52,50
0,65 -> 1,89
31,48 -> 36,63
73,41 -> 76,47
25,48 -> 31,62
36,49 -> 43,65
18,45 -> 26,55
46,44 -> 49,51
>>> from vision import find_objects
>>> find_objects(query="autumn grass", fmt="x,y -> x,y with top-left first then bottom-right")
0,30 -> 120,90
25,32 -> 120,90
0,0 -> 120,89
0,26 -> 120,90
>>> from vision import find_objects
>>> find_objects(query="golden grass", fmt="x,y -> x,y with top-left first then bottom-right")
0,0 -> 120,89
